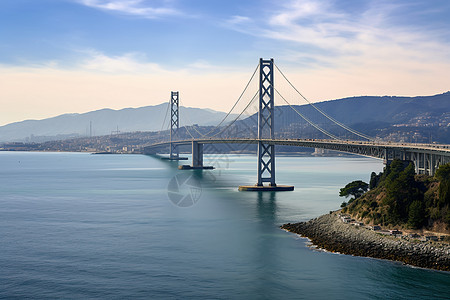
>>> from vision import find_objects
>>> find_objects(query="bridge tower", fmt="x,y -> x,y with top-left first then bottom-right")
257,58 -> 276,186
239,58 -> 293,191
169,91 -> 179,159
164,91 -> 187,161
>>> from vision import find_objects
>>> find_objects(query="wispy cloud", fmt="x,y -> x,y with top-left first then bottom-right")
187,60 -> 216,70
0,51 -> 253,126
223,15 -> 258,37
76,0 -> 180,18
227,15 -> 252,25
0,49 -> 238,75
226,0 -> 450,71
77,50 -> 238,74
218,0 -> 450,102
78,50 -> 169,73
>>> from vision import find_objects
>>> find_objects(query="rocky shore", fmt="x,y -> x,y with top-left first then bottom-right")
281,213 -> 450,271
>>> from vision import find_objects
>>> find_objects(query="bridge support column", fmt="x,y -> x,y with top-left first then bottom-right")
192,141 -> 203,168
239,58 -> 293,191
429,154 -> 435,176
179,141 -> 214,170
383,148 -> 390,165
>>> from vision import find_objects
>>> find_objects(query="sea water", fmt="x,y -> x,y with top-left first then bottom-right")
0,152 -> 449,299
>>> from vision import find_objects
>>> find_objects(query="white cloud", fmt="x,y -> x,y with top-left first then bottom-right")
78,50 -> 169,73
264,1 -> 387,51
187,60 -> 215,70
0,52 -> 254,126
75,51 -> 238,74
219,0 -> 450,101
0,45 -> 449,128
269,0 -> 342,27
222,15 -> 257,36
76,0 -> 179,18
227,0 -> 450,69
227,15 -> 252,25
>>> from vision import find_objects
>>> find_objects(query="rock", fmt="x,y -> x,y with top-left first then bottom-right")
281,213 -> 450,272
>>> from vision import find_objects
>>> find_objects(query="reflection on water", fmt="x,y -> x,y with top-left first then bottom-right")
257,191 -> 277,224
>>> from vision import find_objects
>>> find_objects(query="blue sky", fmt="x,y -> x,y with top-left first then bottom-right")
1,0 -> 449,125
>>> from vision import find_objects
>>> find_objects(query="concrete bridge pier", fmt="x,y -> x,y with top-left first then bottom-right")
382,147 -> 448,176
192,141 -> 203,168
179,141 -> 214,170
413,152 -> 445,176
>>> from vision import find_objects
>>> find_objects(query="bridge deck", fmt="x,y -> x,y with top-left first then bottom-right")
144,138 -> 450,176
145,138 -> 450,155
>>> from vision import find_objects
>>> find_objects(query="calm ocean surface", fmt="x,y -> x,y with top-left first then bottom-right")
0,152 -> 449,299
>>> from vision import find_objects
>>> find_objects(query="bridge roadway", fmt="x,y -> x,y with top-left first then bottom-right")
144,138 -> 450,176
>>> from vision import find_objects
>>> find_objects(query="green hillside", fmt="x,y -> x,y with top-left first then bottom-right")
341,160 -> 450,232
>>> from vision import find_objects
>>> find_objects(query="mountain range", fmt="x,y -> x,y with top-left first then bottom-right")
1,92 -> 449,144
235,92 -> 450,143
0,104 -> 232,143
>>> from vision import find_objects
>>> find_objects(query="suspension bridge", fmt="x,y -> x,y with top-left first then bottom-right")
144,58 -> 450,191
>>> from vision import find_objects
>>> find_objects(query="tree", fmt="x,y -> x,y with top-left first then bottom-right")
408,200 -> 425,229
436,163 -> 450,180
435,163 -> 450,207
339,180 -> 369,200
383,162 -> 421,223
369,172 -> 382,189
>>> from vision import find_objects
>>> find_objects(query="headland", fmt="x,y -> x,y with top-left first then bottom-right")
282,212 -> 450,271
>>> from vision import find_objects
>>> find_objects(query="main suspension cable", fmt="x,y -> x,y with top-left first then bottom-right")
208,90 -> 259,138
183,123 -> 196,139
178,98 -> 208,138
158,100 -> 171,138
275,64 -> 373,141
161,64 -> 259,140
195,64 -> 259,137
274,87 -> 340,140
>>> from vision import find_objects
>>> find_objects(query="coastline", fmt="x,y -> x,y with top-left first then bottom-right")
281,213 -> 450,272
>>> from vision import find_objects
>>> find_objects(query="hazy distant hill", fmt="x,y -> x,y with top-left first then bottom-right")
235,92 -> 450,143
1,92 -> 449,144
307,92 -> 450,125
0,104 -> 232,143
